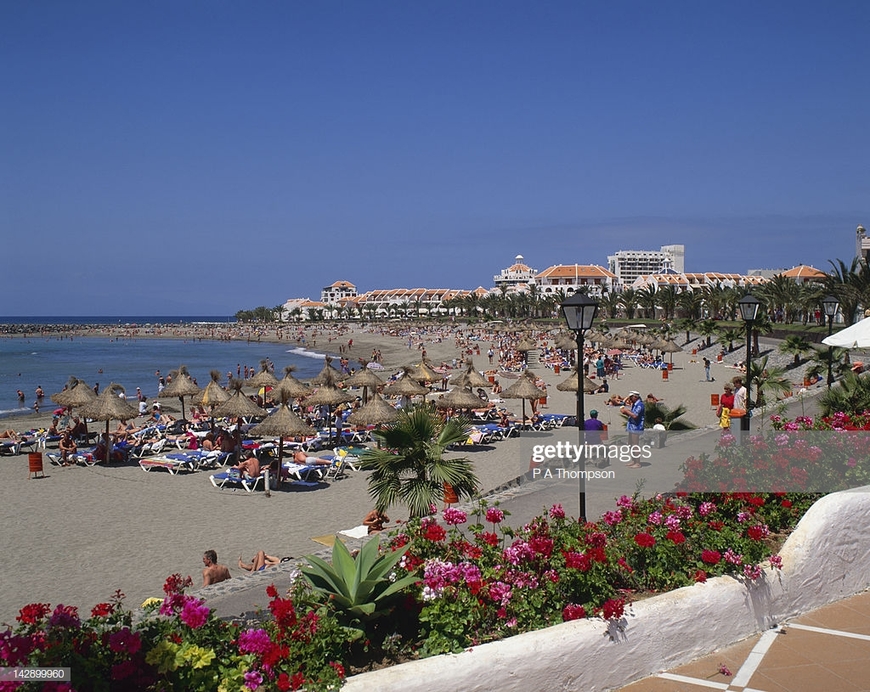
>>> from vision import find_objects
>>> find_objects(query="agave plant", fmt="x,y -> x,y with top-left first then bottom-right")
300,536 -> 419,637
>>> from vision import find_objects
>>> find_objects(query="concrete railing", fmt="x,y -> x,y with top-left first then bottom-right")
345,487 -> 870,691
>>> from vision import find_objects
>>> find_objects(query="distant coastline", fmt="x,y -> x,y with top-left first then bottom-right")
0,316 -> 236,326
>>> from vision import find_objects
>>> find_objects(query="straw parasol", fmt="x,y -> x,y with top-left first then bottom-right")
79,383 -> 140,461
310,356 -> 347,385
158,365 -> 201,420
434,386 -> 487,411
407,359 -> 442,384
450,361 -> 492,389
659,338 -> 683,364
303,371 -> 356,445
515,337 -> 537,352
51,377 -> 97,430
271,366 -> 310,402
193,370 -> 230,408
382,368 -> 430,398
212,381 -> 266,456
556,367 -> 599,394
346,392 -> 399,426
554,334 -> 578,351
248,403 -> 316,473
245,361 -> 280,406
502,372 -> 547,429
343,362 -> 384,404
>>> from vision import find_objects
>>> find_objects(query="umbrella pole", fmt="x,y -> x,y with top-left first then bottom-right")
180,396 -> 186,421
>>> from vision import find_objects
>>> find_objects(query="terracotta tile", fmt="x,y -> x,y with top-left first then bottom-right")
616,676 -> 689,691
671,635 -> 758,681
752,663 -> 862,691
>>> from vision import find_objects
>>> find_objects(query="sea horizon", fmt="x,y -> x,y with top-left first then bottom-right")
0,315 -> 237,326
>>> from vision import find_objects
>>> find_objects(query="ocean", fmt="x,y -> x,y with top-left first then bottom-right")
0,318 -> 333,419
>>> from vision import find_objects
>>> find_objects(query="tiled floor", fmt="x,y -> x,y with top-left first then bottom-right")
618,590 -> 870,691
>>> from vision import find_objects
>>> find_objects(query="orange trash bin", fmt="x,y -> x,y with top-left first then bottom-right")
711,393 -> 720,408
554,364 -> 560,374
662,368 -> 669,381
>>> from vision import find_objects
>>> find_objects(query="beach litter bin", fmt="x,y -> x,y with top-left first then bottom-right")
601,424 -> 608,442
554,364 -> 560,374
661,368 -> 669,381
711,393 -> 720,408
443,483 -> 458,506
28,452 -> 44,479
667,362 -> 673,371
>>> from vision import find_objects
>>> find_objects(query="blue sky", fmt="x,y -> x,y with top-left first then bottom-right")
2,1 -> 868,316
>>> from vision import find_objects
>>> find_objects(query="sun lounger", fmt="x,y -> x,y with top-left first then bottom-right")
209,470 -> 265,492
280,462 -> 325,481
0,440 -> 21,456
139,456 -> 196,475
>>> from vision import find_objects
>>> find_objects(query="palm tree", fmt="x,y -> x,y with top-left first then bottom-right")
642,401 -> 696,431
360,405 -> 480,518
826,258 -> 866,326
696,319 -> 719,349
748,355 -> 792,408
778,335 -> 813,367
677,288 -> 704,321
715,326 -> 744,353
819,371 -> 870,416
656,285 -> 679,320
273,304 -> 287,323
618,288 -> 638,319
599,291 -> 622,319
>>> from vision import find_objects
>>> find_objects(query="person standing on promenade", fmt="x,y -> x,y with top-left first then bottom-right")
202,550 -> 231,586
703,357 -> 714,381
584,409 -> 606,446
716,383 -> 735,432
621,391 -> 645,468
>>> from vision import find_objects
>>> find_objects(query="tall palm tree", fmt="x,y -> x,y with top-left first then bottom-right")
677,288 -> 704,321
656,285 -> 679,320
826,258 -> 866,326
618,288 -> 638,319
360,405 -> 479,518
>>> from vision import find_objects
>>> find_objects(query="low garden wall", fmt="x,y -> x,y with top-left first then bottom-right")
345,486 -> 870,691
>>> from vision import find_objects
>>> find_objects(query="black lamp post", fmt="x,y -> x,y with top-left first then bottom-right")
561,292 -> 599,521
822,295 -> 840,388
738,294 -> 762,440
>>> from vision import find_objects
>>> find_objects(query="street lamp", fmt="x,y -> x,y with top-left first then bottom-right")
822,295 -> 840,388
738,294 -> 762,440
561,292 -> 599,521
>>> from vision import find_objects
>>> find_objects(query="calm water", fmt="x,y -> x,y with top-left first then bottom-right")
0,335 -> 331,420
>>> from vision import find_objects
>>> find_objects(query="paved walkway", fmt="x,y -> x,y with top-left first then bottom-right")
617,590 -> 870,692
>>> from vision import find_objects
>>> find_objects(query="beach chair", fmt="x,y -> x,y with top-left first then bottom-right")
209,470 -> 266,492
139,456 -> 195,475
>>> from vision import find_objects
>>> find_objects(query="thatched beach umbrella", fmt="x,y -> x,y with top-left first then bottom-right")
502,372 -> 547,430
158,365 -> 201,420
659,339 -> 683,364
346,392 -> 399,426
212,381 -> 266,456
383,369 -> 430,398
249,403 -> 316,476
245,361 -> 280,406
344,363 -> 384,404
515,337 -> 537,352
79,383 -> 139,461
408,359 -> 442,384
51,377 -> 97,430
557,367 -> 599,394
193,370 -> 230,408
303,371 -> 356,445
271,366 -> 310,402
554,334 -> 578,351
310,356 -> 347,385
434,386 -> 486,411
455,361 -> 491,389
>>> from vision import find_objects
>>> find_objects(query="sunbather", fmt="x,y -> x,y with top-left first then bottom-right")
0,430 -> 19,440
363,508 -> 390,534
233,451 -> 261,479
202,550 -> 231,586
59,431 -> 77,465
238,551 -> 284,572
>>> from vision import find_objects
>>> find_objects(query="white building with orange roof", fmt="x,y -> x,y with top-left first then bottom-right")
354,287 -> 475,317
534,265 -> 616,297
778,265 -> 828,285
493,255 -> 537,293
321,280 -> 357,305
631,272 -> 767,291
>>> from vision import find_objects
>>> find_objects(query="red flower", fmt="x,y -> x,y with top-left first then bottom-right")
600,598 -> 625,620
290,672 -> 306,690
266,584 -> 278,599
746,525 -> 765,541
564,551 -> 590,571
748,496 -> 765,507
617,557 -> 634,573
781,499 -> 793,508
586,531 -> 607,548
478,531 -> 500,547
562,604 -> 586,621
17,602 -> 51,625
588,546 -> 608,564
90,602 -> 114,619
701,550 -> 721,565
693,569 -> 707,583
708,520 -> 725,532
634,532 -> 656,548
666,530 -> 686,544
529,536 -> 554,558
277,673 -> 291,691
423,523 -> 447,542
329,662 -> 346,679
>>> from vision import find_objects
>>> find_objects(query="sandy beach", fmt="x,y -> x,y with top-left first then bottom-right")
0,323 -> 821,625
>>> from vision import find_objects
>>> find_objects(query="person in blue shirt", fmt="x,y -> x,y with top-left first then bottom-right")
621,391 -> 645,467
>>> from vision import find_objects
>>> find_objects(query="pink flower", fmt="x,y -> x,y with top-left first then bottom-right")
244,670 -> 264,690
488,581 -> 512,606
549,504 -> 566,519
699,502 -> 716,516
486,507 -> 505,524
724,548 -> 743,566
616,495 -> 635,510
179,598 -> 210,629
602,510 -> 622,526
239,628 -> 272,655
647,510 -> 663,525
769,554 -> 783,570
718,663 -> 732,676
442,507 -> 467,525
743,564 -> 763,580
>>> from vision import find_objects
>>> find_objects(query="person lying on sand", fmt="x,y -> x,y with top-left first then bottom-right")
238,551 -> 290,572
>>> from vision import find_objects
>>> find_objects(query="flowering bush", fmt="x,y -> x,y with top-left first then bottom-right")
388,491 -> 813,656
679,414 -> 870,494
0,574 -> 346,691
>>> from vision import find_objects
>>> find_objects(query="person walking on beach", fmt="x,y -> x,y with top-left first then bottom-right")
703,357 -> 714,381
202,550 -> 231,586
16,390 -> 25,407
621,391 -> 645,468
